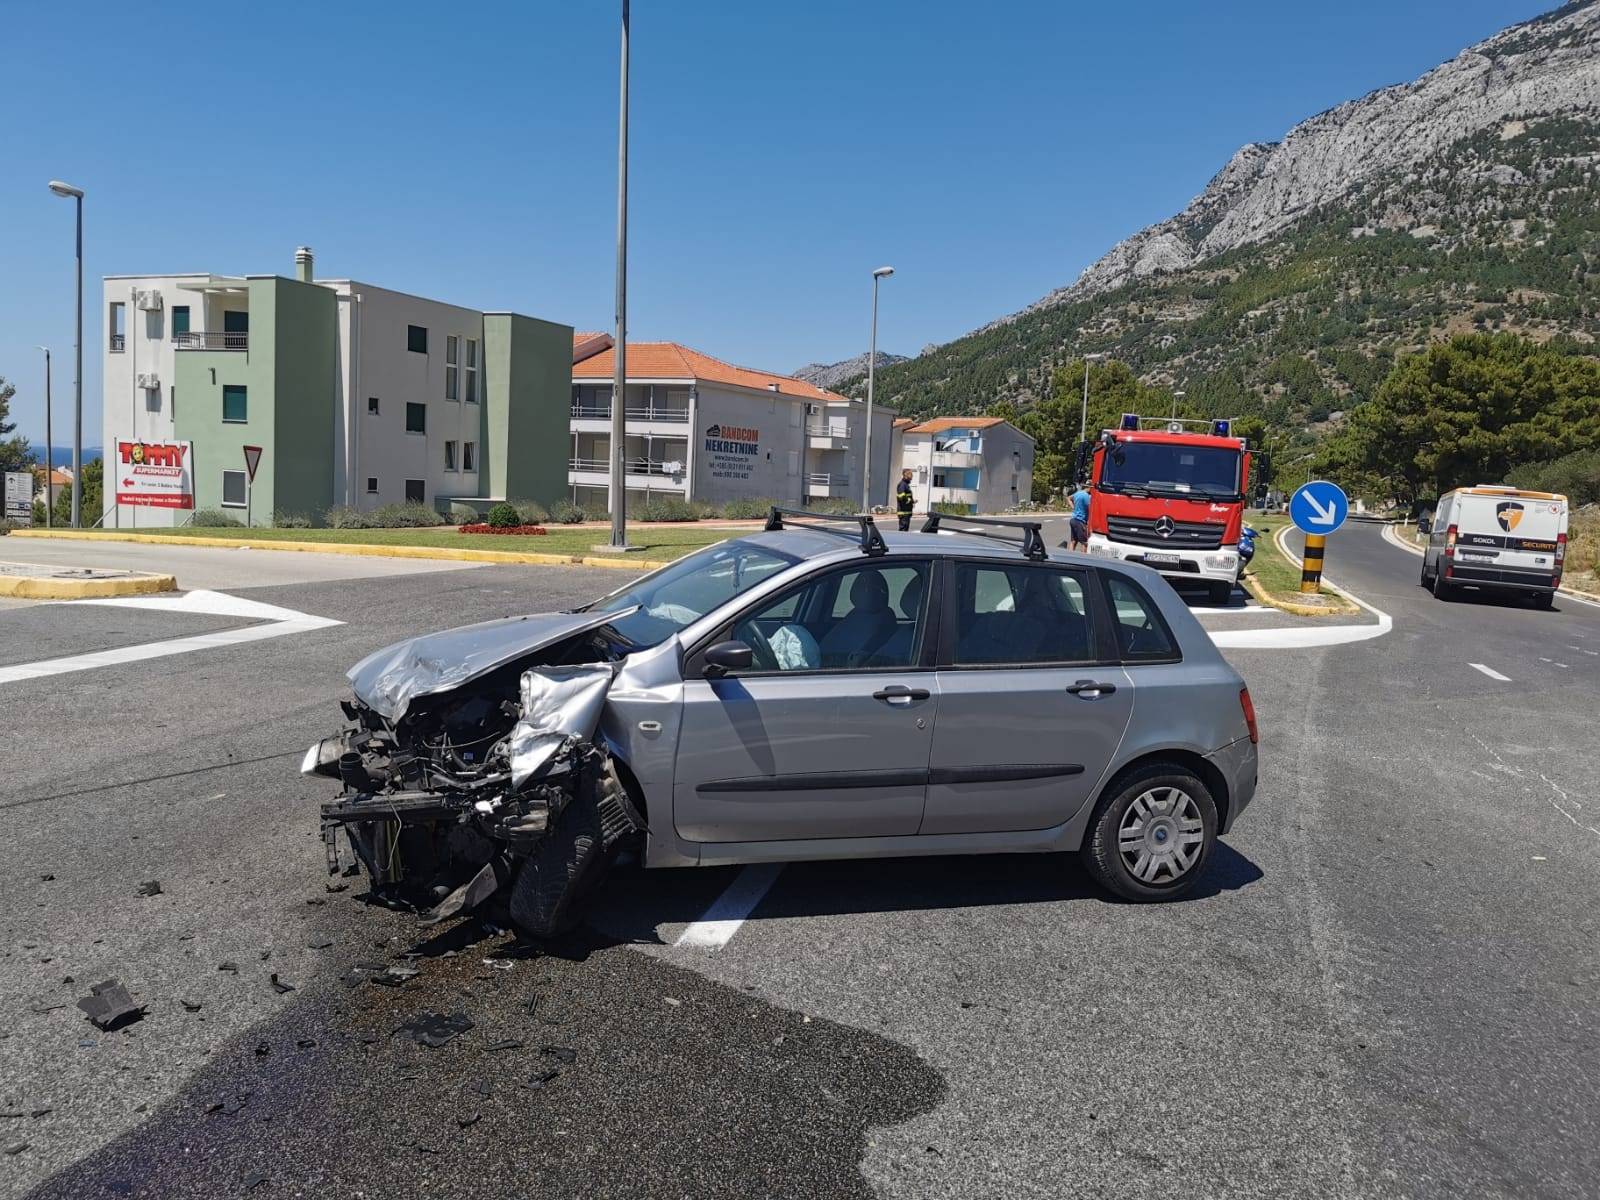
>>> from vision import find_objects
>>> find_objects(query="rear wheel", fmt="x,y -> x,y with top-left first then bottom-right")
1080,762 -> 1218,902
1431,566 -> 1454,601
1420,556 -> 1433,588
1533,591 -> 1555,610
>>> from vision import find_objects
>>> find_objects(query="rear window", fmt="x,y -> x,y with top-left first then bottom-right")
951,563 -> 1095,666
1104,575 -> 1179,661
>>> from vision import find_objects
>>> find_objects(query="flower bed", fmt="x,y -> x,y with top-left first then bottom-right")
457,523 -> 549,536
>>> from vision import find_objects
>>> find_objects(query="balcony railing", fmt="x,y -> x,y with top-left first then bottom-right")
174,331 -> 248,351
109,334 -> 126,352
570,404 -> 689,423
806,424 -> 849,438
569,456 -> 684,477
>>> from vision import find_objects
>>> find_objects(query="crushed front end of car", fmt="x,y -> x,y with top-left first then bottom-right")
305,610 -> 646,937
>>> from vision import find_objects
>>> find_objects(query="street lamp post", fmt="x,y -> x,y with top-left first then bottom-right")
1171,388 -> 1186,420
863,266 -> 893,512
1078,352 -> 1106,442
48,180 -> 84,527
608,0 -> 632,550
37,346 -> 52,528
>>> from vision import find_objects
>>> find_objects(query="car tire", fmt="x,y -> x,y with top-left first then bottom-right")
1533,591 -> 1555,610
507,767 -> 623,939
1080,762 -> 1218,902
1207,581 -> 1233,607
1420,557 -> 1432,588
1431,567 -> 1454,601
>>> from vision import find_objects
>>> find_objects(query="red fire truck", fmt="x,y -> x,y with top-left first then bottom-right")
1078,414 -> 1265,605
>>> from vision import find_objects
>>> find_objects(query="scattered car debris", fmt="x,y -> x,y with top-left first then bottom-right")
308,940 -> 334,950
268,974 -> 296,994
218,962 -> 240,974
30,1108 -> 51,1119
5,1143 -> 27,1156
76,980 -> 145,1031
540,1045 -> 577,1065
242,1172 -> 268,1190
40,874 -> 55,882
525,1068 -> 560,1090
481,957 -> 514,971
33,1003 -> 67,1015
472,1080 -> 493,1098
296,1038 -> 317,1049
204,1095 -> 250,1117
135,881 -> 163,898
456,1112 -> 481,1128
396,1011 -> 474,1048
483,1039 -> 523,1052
372,965 -> 419,988
254,1041 -> 271,1058
663,996 -> 682,1007
181,1000 -> 203,1013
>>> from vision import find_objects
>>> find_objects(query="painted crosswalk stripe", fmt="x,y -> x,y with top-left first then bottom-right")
674,864 -> 784,950
1469,663 -> 1511,682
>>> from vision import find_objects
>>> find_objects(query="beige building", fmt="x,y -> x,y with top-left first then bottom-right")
898,417 -> 1035,514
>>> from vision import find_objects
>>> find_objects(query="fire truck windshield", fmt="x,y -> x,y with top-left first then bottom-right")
1100,442 -> 1242,500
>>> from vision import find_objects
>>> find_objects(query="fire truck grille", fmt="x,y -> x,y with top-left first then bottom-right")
1106,515 -> 1226,549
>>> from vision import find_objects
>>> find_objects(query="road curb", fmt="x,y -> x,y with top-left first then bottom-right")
0,570 -> 177,600
1238,526 -> 1357,616
7,528 -> 675,572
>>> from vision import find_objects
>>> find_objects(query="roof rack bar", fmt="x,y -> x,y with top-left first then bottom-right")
765,506 -> 888,557
919,513 -> 1047,561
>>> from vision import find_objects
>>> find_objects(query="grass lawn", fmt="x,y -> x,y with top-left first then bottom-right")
147,524 -> 737,561
1241,513 -> 1356,613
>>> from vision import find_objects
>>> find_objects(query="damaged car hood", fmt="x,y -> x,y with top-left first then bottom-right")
347,607 -> 636,722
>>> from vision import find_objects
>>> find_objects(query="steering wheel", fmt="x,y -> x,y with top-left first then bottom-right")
736,621 -> 779,671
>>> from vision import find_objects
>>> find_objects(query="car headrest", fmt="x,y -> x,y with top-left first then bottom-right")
899,572 -> 924,619
849,571 -> 890,613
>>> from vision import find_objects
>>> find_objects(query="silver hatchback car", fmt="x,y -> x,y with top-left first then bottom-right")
306,510 -> 1258,936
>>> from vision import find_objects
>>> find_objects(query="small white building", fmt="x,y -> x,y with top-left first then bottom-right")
898,417 -> 1035,514
568,336 -> 896,512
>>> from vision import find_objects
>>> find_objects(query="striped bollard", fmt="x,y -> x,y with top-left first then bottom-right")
1299,533 -> 1326,593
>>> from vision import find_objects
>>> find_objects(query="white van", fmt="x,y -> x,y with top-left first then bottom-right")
1421,485 -> 1569,607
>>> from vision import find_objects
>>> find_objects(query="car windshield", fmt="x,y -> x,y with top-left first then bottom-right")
582,539 -> 797,648
1100,442 -> 1241,499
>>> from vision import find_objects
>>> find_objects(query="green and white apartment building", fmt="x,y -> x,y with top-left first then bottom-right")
101,248 -> 572,526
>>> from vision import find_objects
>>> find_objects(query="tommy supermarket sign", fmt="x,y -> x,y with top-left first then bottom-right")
116,439 -> 195,509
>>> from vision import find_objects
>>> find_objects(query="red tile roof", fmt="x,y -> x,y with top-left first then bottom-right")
905,416 -> 1010,434
572,340 -> 847,403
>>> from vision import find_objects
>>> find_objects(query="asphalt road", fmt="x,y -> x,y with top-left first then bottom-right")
2,526 -> 1597,1199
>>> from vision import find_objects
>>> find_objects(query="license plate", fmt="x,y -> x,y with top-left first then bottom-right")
1459,549 -> 1493,559
1143,554 -> 1181,568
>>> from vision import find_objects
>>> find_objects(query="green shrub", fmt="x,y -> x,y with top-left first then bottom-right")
192,508 -> 245,528
719,496 -> 780,519
634,496 -> 702,522
449,502 -> 480,524
932,501 -> 975,516
1507,449 -> 1600,508
0,519 -> 15,535
549,500 -> 588,525
513,499 -> 549,524
272,510 -> 312,529
487,501 -> 521,528
370,502 -> 447,528
324,505 -> 371,529
805,498 -> 857,516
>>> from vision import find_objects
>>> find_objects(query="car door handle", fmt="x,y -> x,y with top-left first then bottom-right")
1065,679 -> 1117,696
873,686 -> 930,703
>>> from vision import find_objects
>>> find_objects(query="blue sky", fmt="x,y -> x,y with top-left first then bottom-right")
0,0 -> 1554,443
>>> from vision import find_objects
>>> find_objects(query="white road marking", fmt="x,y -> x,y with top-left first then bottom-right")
0,589 -> 342,684
674,863 -> 784,950
1210,527 -> 1393,649
1470,663 -> 1511,682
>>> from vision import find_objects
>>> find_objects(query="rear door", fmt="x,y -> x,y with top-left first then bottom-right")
673,558 -> 937,843
923,559 -> 1132,835
1455,492 -> 1566,585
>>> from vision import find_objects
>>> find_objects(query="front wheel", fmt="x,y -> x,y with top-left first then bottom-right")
1080,763 -> 1218,902
1206,581 -> 1233,607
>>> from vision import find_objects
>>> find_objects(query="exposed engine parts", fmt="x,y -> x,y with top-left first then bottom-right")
306,619 -> 645,938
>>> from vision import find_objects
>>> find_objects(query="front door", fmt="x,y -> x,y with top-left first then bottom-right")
924,560 -> 1132,835
673,559 -> 936,843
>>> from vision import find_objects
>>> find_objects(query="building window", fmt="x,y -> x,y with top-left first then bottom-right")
223,384 -> 248,423
405,402 -> 426,434
444,440 -> 458,471
109,302 -> 126,352
145,387 -> 161,413
171,306 -> 190,338
366,477 -> 379,494
405,479 -> 425,504
462,441 -> 476,472
465,339 -> 479,403
222,470 -> 247,508
445,335 -> 459,400
407,324 -> 428,354
367,396 -> 380,415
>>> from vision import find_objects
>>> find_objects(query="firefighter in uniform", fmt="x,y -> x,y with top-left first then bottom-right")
896,468 -> 916,531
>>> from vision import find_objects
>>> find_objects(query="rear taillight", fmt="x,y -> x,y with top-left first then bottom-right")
1556,532 -> 1567,581
1444,524 -> 1458,576
1239,687 -> 1259,745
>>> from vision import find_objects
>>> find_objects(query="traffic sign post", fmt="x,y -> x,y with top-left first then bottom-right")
243,445 -> 263,529
1288,481 -> 1349,596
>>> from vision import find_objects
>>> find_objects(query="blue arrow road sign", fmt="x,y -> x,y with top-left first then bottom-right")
1289,481 -> 1350,535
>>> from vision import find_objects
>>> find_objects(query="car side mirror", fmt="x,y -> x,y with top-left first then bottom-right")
703,640 -> 753,678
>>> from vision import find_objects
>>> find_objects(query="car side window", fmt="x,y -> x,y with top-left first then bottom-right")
952,563 -> 1095,666
733,561 -> 931,673
1104,574 -> 1178,661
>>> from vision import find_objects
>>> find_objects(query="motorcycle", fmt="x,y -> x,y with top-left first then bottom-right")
1237,523 -> 1260,573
